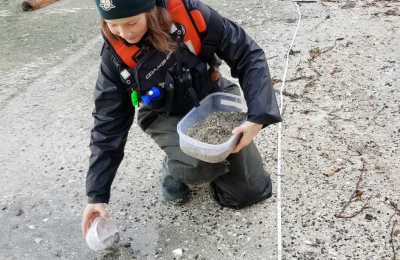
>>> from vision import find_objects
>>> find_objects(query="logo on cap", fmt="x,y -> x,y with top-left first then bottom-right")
100,0 -> 115,11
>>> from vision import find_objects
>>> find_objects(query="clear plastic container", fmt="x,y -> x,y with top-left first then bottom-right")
85,217 -> 118,251
177,92 -> 247,163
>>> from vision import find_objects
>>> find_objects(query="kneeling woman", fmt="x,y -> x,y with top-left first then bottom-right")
82,0 -> 281,236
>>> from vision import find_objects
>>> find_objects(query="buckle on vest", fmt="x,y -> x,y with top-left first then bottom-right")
132,47 -> 148,63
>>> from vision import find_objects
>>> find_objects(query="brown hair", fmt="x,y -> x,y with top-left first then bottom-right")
101,7 -> 176,53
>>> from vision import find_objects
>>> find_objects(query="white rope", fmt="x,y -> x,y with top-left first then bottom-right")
277,2 -> 302,260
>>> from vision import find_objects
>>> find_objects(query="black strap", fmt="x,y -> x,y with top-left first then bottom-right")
131,46 -> 148,63
187,86 -> 200,107
199,8 -> 224,63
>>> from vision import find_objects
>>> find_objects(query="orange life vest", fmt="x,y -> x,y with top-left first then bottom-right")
102,0 -> 209,68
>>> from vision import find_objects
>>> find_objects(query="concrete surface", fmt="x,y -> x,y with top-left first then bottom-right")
0,0 -> 399,259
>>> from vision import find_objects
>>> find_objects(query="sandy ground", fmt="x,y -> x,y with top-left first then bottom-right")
0,0 -> 399,259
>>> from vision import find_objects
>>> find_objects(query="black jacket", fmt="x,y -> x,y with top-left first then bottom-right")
86,0 -> 282,204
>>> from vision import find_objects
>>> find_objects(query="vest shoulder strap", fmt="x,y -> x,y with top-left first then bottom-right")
198,7 -> 223,63
167,0 -> 202,55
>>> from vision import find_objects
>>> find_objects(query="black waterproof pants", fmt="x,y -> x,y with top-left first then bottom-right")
137,78 -> 272,209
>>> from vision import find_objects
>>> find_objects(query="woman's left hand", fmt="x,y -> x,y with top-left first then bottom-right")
231,121 -> 263,153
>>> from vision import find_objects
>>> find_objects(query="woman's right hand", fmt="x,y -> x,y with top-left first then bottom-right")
81,203 -> 110,237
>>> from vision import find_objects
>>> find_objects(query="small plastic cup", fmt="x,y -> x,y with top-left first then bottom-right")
85,217 -> 118,251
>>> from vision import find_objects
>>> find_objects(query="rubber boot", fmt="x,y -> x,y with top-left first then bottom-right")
161,157 -> 190,205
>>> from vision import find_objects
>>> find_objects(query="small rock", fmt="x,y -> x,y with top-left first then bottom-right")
341,2 -> 356,9
312,188 -> 320,194
306,240 -> 318,247
43,218 -> 49,222
53,250 -> 62,257
172,248 -> 183,257
365,214 -> 374,221
329,251 -> 338,257
29,225 -> 36,230
35,237 -> 43,244
385,9 -> 398,16
316,238 -> 322,244
16,209 -> 24,216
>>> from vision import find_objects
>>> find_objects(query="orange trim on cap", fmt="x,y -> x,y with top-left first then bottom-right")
190,10 -> 206,33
